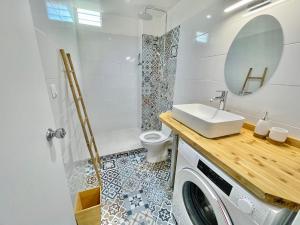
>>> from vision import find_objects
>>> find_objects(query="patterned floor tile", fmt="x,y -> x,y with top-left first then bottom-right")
102,159 -> 116,170
156,169 -> 170,181
154,200 -> 176,225
122,209 -> 156,225
124,190 -> 149,216
66,148 -> 176,225
102,182 -> 122,199
122,176 -> 142,193
102,169 -> 119,183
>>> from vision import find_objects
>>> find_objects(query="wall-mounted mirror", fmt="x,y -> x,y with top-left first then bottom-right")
225,15 -> 283,96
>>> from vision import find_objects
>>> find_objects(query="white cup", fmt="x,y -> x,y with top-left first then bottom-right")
269,127 -> 288,143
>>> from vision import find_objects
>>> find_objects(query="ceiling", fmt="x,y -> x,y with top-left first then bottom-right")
74,0 -> 181,18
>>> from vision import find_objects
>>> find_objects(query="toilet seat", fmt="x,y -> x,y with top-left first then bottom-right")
139,131 -> 168,144
139,125 -> 172,163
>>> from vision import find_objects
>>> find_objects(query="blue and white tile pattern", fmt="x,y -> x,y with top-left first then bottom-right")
67,148 -> 176,225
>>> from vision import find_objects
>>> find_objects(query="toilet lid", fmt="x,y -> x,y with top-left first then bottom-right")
140,131 -> 168,143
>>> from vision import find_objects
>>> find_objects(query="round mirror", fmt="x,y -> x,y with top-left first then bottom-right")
225,15 -> 283,96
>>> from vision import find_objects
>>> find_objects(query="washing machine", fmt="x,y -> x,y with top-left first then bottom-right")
173,139 -> 294,225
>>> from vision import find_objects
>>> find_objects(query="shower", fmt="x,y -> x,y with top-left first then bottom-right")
138,11 -> 153,21
138,6 -> 168,67
138,6 -> 167,32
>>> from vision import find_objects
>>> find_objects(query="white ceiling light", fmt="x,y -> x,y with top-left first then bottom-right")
206,14 -> 212,19
224,0 -> 257,13
77,8 -> 102,27
125,56 -> 135,62
247,0 -> 272,11
243,0 -> 288,17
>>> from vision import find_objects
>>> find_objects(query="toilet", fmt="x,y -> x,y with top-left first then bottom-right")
139,124 -> 172,163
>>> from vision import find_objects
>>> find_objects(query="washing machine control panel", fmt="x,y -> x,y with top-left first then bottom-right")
197,159 -> 233,196
197,159 -> 268,224
237,197 -> 254,214
230,187 -> 269,224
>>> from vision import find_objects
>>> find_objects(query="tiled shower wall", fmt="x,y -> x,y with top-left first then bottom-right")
141,26 -> 180,131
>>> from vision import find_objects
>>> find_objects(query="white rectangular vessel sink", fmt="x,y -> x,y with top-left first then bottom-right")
172,104 -> 245,138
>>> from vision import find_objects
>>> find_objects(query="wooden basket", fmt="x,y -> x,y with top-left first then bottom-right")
74,187 -> 100,225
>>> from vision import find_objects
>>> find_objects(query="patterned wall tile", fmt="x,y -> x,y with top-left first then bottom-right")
142,26 -> 181,131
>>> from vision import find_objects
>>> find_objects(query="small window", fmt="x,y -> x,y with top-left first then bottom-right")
46,1 -> 73,23
195,32 -> 209,43
77,8 -> 102,27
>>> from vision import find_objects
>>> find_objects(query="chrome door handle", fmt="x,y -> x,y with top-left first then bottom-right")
46,128 -> 66,141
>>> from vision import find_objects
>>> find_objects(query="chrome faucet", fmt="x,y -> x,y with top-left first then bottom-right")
210,90 -> 228,110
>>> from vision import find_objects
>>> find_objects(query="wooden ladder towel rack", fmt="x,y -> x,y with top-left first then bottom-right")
240,67 -> 268,95
60,49 -> 102,187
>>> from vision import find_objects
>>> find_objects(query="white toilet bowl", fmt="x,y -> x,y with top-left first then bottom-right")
139,124 -> 172,163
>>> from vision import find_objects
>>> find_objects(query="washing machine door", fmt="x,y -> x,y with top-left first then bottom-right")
174,168 -> 233,225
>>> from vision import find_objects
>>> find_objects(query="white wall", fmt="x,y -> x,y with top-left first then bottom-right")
30,1 -> 147,158
167,0 -> 217,31
29,0 -> 88,171
29,0 -> 171,158
172,0 -> 300,138
77,21 -> 141,156
140,16 -> 166,36
96,14 -> 139,37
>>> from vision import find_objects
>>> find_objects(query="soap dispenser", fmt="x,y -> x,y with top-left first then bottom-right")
254,112 -> 271,138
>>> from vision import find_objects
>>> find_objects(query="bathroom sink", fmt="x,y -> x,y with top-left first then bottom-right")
171,104 -> 245,138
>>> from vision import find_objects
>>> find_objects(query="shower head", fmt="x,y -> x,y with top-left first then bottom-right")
138,6 -> 167,21
138,11 -> 153,20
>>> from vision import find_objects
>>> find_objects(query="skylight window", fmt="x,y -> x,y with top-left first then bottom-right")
46,2 -> 73,22
77,8 -> 102,27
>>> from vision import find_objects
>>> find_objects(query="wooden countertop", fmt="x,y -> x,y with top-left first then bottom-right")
160,111 -> 300,211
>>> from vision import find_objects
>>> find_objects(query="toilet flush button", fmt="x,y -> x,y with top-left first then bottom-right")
237,198 -> 254,215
